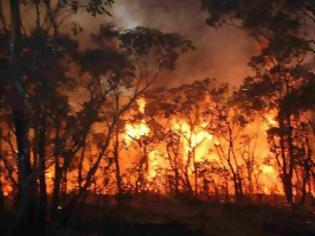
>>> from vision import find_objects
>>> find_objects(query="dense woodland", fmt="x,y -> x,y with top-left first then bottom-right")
0,0 -> 315,235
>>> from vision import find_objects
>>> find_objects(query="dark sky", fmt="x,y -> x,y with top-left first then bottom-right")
111,0 -> 257,87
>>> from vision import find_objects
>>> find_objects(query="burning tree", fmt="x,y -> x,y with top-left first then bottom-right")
203,0 -> 315,206
0,0 -> 192,231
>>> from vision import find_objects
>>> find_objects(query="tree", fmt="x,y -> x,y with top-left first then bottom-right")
0,0 -> 114,232
146,80 -> 213,196
202,0 -> 315,206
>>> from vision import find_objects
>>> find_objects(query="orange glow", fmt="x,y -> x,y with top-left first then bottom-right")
124,121 -> 150,143
137,97 -> 146,114
124,98 -> 150,144
0,100 -> 294,200
264,113 -> 278,128
172,120 -> 213,149
119,99 -> 284,196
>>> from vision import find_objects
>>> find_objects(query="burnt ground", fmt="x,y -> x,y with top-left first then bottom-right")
46,220 -> 200,236
1,196 -> 315,236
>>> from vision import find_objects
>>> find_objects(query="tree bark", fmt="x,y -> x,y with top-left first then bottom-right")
38,114 -> 47,224
12,111 -> 37,235
0,179 -> 4,211
50,124 -> 62,220
9,1 -> 38,233
113,127 -> 122,195
78,143 -> 86,189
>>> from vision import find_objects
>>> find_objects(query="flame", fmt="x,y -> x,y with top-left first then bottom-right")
0,98 -> 288,198
124,98 -> 150,144
260,164 -> 280,194
147,150 -> 161,180
171,120 -> 213,149
124,121 -> 150,143
264,113 -> 278,128
137,98 -> 146,114
122,99 -> 281,195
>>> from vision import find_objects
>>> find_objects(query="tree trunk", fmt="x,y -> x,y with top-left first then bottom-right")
0,130 -> 4,210
50,126 -> 62,220
246,160 -> 254,202
0,180 -> 4,211
166,145 -> 180,195
282,174 -> 293,206
285,114 -> 295,207
78,144 -> 86,189
113,128 -> 122,195
13,111 -> 37,235
278,113 -> 294,207
225,181 -> 229,203
299,173 -> 307,206
38,114 -> 47,224
9,0 -> 37,234
51,162 -> 62,220
192,151 -> 198,197
184,151 -> 193,194
63,169 -> 68,202
174,166 -> 180,194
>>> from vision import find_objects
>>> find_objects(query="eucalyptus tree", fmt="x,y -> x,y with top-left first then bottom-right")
1,0 -> 114,233
202,0 -> 315,206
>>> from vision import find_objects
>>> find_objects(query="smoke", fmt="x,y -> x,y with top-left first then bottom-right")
5,0 -> 256,87
111,0 -> 256,87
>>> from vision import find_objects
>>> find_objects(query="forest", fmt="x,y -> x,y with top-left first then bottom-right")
0,0 -> 315,235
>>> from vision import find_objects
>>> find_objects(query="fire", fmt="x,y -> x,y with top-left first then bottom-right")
192,131 -> 213,147
172,121 -> 213,149
137,98 -> 146,114
0,95 -> 284,199
264,113 -> 277,128
147,150 -> 160,180
124,121 -> 150,143
124,98 -> 150,144
0,98 -> 283,198
260,164 -> 280,195
122,98 -> 282,196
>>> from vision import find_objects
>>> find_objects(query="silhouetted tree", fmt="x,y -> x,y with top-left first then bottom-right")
202,0 -> 315,206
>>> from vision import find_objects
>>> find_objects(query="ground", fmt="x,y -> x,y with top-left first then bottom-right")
1,195 -> 315,235
50,195 -> 315,236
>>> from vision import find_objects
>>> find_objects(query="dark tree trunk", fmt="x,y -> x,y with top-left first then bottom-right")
136,142 -> 148,193
225,181 -> 229,203
174,166 -> 180,194
113,128 -> 122,195
245,159 -> 254,202
299,174 -> 308,206
63,169 -> 68,202
78,144 -> 86,189
166,143 -> 181,195
50,125 -> 62,220
286,115 -> 295,207
227,160 -> 243,202
0,130 -> 4,210
51,162 -> 62,220
38,114 -> 47,224
300,137 -> 312,206
0,180 -> 4,211
184,151 -> 193,194
13,111 -> 37,234
282,174 -> 293,206
9,0 -> 38,233
278,113 -> 294,207
192,149 -> 198,197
